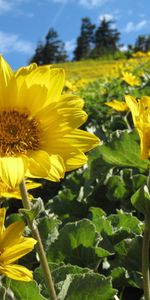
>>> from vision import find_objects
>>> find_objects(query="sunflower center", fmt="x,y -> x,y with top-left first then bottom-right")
0,110 -> 40,156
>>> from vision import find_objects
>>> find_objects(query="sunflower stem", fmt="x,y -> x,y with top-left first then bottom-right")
142,216 -> 150,300
19,179 -> 57,300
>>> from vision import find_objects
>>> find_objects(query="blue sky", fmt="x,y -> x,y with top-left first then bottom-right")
0,0 -> 149,69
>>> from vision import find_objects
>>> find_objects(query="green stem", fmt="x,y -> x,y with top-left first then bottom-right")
142,216 -> 150,300
19,179 -> 57,300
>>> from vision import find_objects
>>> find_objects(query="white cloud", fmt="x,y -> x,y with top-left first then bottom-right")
124,20 -> 148,33
65,39 -> 76,52
0,0 -> 13,13
0,31 -> 33,54
99,13 -> 114,22
79,0 -> 107,7
0,0 -> 34,17
98,9 -> 120,25
52,0 -> 108,7
119,44 -> 128,51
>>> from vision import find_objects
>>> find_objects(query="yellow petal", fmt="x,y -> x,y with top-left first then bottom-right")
64,129 -> 100,152
47,155 -> 65,181
125,95 -> 139,124
1,238 -> 37,264
0,208 -> 6,238
2,221 -> 25,248
27,150 -> 51,178
0,264 -> 33,281
0,55 -> 13,87
24,66 -> 65,105
15,63 -> 37,78
16,80 -> 48,114
66,152 -> 88,171
0,156 -> 28,188
0,56 -> 17,108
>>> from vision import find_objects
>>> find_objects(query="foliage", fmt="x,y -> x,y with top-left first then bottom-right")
134,34 -> 150,52
29,28 -> 67,65
73,17 -> 95,61
2,55 -> 150,299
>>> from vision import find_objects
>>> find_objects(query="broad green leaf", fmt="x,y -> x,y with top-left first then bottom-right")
38,214 -> 61,246
108,210 -> 143,235
89,130 -> 149,174
131,184 -> 150,217
89,207 -> 113,234
52,264 -> 90,284
105,175 -> 128,201
6,280 -> 47,300
57,273 -> 117,300
110,267 -> 129,287
114,236 -> 142,272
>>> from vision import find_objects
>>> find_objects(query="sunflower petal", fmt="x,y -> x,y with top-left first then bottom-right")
0,56 -> 13,87
64,129 -> 100,152
0,208 -> 6,238
0,264 -> 33,281
2,221 -> 25,248
0,156 -> 28,188
24,66 -> 65,104
66,152 -> 88,171
1,238 -> 37,264
47,155 -> 65,181
27,150 -> 51,178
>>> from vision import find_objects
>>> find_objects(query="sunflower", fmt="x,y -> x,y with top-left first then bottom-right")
122,71 -> 141,86
0,208 -> 37,281
0,56 -> 100,188
125,95 -> 150,159
105,100 -> 128,112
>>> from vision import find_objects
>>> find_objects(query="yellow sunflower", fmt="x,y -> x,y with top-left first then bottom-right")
122,71 -> 141,86
125,95 -> 150,159
0,208 -> 37,281
105,100 -> 128,112
0,56 -> 100,188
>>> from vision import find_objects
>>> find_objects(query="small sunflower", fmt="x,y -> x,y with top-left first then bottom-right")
125,95 -> 150,159
0,208 -> 37,281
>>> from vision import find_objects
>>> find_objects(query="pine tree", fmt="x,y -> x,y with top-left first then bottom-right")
73,17 -> 95,61
134,35 -> 150,52
29,28 -> 67,65
91,18 -> 120,58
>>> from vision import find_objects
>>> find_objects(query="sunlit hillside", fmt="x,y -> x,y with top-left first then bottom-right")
54,54 -> 150,82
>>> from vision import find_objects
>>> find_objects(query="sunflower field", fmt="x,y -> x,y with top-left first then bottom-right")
1,52 -> 150,300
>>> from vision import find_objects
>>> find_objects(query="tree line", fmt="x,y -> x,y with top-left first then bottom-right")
29,17 -> 150,65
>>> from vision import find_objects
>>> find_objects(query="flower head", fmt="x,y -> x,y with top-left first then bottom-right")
0,56 -> 100,188
122,71 -> 141,86
105,100 -> 128,112
0,208 -> 37,281
125,95 -> 150,159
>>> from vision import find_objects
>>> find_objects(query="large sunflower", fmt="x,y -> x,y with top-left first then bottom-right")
0,56 -> 100,188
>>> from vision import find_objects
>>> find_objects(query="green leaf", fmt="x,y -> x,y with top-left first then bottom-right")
89,207 -> 113,235
90,130 -> 149,171
57,273 -> 117,300
131,184 -> 150,217
110,267 -> 129,287
108,210 -> 143,235
38,214 -> 61,246
47,219 -> 96,260
105,175 -> 128,201
6,280 -> 47,300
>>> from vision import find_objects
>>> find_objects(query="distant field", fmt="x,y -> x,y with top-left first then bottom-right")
53,58 -> 124,80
